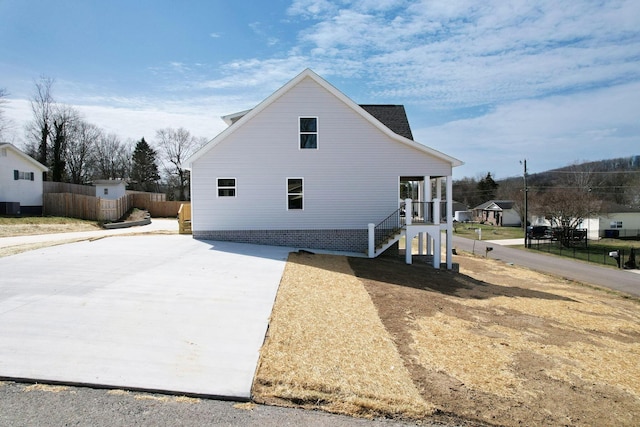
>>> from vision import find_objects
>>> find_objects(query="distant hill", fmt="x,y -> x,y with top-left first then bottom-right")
454,156 -> 640,209
500,155 -> 640,208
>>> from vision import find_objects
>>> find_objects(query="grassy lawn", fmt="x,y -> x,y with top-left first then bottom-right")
453,223 -> 524,240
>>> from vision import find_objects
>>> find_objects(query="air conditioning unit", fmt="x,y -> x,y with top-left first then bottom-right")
0,202 -> 21,215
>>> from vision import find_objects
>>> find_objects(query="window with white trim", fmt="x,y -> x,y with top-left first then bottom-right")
217,178 -> 236,197
287,178 -> 303,210
610,221 -> 623,229
13,170 -> 34,181
299,117 -> 317,149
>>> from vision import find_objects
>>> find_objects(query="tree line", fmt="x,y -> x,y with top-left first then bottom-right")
1,77 -> 205,201
454,158 -> 640,245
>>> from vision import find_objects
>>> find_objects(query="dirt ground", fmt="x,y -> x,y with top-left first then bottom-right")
348,253 -> 640,426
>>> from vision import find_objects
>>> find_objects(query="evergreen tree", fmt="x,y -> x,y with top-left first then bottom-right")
130,137 -> 160,192
477,172 -> 499,202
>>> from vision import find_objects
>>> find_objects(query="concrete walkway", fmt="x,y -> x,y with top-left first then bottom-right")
0,230 -> 291,400
0,218 -> 179,248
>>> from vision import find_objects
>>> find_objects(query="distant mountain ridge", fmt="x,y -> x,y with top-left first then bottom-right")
500,155 -> 640,209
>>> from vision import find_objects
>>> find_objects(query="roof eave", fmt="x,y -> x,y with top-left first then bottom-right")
185,69 -> 464,169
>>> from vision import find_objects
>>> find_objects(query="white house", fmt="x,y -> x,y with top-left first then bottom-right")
94,179 -> 127,200
579,203 -> 640,240
0,143 -> 48,215
185,69 -> 463,268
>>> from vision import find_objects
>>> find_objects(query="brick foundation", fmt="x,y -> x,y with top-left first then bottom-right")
193,229 -> 368,253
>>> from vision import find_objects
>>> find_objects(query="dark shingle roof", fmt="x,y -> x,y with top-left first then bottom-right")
359,105 -> 414,140
473,200 -> 515,210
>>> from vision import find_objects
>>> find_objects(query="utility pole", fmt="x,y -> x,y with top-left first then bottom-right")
522,159 -> 529,248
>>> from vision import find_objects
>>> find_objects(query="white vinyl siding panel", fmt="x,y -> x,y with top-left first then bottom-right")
191,77 -> 452,232
0,148 -> 44,206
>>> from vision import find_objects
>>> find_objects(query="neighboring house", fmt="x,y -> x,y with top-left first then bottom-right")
0,143 -> 48,215
579,202 -> 640,240
185,69 -> 463,268
473,200 -> 521,227
94,179 -> 127,200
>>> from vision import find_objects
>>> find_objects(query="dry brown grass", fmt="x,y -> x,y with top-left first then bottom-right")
0,219 -> 100,237
252,252 -> 433,419
23,384 -> 69,393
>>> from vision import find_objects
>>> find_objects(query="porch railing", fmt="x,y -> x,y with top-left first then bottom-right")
409,201 -> 433,224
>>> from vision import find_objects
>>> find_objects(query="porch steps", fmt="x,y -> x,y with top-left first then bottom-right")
178,203 -> 192,235
372,228 -> 404,257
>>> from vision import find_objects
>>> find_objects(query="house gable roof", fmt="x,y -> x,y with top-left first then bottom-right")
185,69 -> 463,168
0,143 -> 48,172
359,105 -> 414,140
473,200 -> 515,210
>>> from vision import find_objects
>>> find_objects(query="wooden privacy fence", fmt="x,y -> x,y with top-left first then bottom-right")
44,193 -> 131,221
43,181 -> 95,196
128,193 -> 184,217
44,192 -> 186,221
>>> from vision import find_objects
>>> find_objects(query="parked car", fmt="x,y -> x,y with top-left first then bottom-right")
527,225 -> 553,240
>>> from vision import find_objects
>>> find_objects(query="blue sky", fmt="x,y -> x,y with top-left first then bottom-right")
1,0 -> 639,179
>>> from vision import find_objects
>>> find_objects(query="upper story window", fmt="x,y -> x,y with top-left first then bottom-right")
299,117 -> 317,149
217,178 -> 236,197
287,178 -> 303,210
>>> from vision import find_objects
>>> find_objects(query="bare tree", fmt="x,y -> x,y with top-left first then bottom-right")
93,133 -> 131,180
26,76 -> 56,171
0,88 -> 12,141
50,105 -> 80,182
532,163 -> 600,246
155,127 -> 202,201
66,120 -> 100,184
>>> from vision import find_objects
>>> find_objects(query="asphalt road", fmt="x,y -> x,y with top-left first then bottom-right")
0,381 -> 454,427
452,236 -> 640,297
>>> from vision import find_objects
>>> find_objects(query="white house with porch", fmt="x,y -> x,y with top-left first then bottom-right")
185,69 -> 463,268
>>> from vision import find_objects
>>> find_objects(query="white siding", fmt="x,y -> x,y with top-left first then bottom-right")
191,76 -> 452,232
95,182 -> 127,200
0,148 -> 44,206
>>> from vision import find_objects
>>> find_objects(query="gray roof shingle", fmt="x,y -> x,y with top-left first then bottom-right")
359,105 -> 414,140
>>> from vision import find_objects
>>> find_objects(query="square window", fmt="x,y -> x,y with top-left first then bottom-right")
217,178 -> 236,197
299,117 -> 317,149
287,178 -> 303,210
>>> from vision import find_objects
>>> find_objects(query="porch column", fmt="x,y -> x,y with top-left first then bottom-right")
405,198 -> 412,264
424,176 -> 432,256
432,228 -> 441,268
446,176 -> 453,270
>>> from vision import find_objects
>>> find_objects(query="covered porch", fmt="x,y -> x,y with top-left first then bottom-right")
368,175 -> 455,269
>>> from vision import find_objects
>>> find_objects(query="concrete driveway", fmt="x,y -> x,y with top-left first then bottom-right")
0,234 -> 291,400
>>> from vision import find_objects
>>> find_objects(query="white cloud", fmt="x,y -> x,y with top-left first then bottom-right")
414,81 -> 640,178
283,0 -> 640,107
4,97 -> 230,148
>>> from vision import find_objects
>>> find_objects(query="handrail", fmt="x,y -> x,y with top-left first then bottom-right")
373,203 -> 405,248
